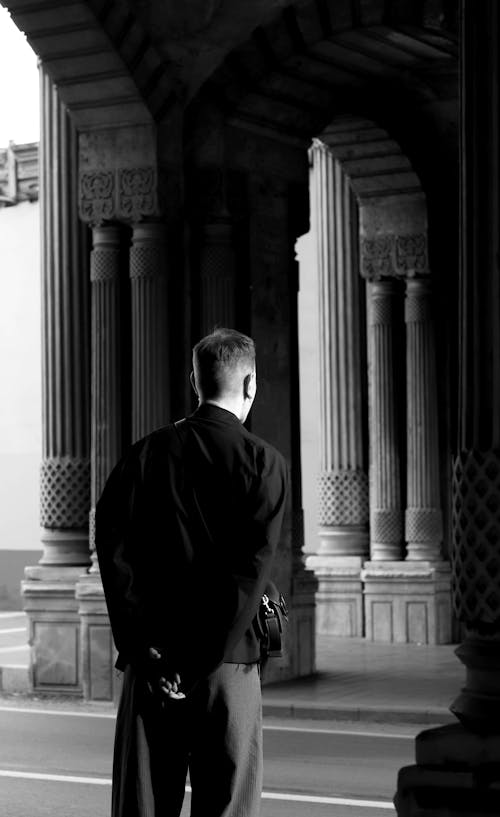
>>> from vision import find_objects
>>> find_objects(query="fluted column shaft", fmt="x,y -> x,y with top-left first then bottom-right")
311,140 -> 368,557
38,67 -> 90,566
90,225 -> 122,558
405,278 -> 443,559
368,280 -> 403,560
130,221 -> 169,442
200,216 -> 235,334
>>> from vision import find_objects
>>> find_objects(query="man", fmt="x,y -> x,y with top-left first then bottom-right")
95,327 -> 288,817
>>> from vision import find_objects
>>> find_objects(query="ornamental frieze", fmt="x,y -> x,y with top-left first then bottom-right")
79,166 -> 159,225
360,232 -> 429,280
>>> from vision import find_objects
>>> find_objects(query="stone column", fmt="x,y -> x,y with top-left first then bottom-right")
130,221 -> 169,441
405,278 -> 443,560
396,3 -> 500,813
306,141 -> 369,636
76,224 -> 123,701
367,279 -> 403,561
200,213 -> 235,334
22,68 -> 91,695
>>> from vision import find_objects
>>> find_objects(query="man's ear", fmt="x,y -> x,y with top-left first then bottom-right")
190,371 -> 199,397
243,371 -> 256,400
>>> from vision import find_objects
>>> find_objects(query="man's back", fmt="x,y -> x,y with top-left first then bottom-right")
96,402 -> 288,688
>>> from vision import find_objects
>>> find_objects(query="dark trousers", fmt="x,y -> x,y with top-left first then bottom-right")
112,662 -> 263,817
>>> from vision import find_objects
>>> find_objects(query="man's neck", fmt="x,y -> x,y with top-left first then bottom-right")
202,399 -> 243,422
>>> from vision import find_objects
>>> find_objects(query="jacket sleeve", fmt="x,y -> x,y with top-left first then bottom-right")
222,447 -> 289,656
94,445 -> 148,665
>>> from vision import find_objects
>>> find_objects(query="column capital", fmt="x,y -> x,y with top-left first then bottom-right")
360,232 -> 429,281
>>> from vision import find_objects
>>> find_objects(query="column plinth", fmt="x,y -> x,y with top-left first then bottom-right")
22,69 -> 91,696
368,280 -> 403,561
405,279 -> 443,560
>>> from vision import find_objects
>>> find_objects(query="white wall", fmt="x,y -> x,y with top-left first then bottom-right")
0,200 -> 42,605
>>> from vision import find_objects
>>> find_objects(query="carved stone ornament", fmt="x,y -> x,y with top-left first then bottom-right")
360,233 -> 429,280
79,171 -> 114,224
118,167 -> 158,223
40,457 -> 91,529
318,470 -> 369,526
452,449 -> 500,627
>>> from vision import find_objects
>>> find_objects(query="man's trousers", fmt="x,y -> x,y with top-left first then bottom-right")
111,662 -> 263,817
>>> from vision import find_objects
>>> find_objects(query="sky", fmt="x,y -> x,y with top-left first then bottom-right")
0,6 -> 39,147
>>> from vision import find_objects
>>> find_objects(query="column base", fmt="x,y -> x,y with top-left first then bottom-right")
362,561 -> 451,644
22,565 -> 85,696
395,723 -> 500,816
318,525 -> 369,558
306,554 -> 365,636
75,573 -> 119,703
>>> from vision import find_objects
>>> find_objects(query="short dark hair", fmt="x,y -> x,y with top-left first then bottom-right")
192,328 -> 256,399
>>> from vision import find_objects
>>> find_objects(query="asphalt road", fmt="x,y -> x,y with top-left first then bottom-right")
0,703 -> 419,816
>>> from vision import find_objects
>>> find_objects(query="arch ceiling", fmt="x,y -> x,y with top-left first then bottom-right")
4,0 -> 457,135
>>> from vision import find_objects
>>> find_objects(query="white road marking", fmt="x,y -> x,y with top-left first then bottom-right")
0,705 -> 116,719
0,770 -> 394,808
0,769 -> 111,786
0,706 -> 417,740
0,627 -> 27,635
262,791 -> 394,809
0,645 -> 28,653
0,613 -> 25,619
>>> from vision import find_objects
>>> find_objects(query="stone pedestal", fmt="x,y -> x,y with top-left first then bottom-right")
362,561 -> 451,644
307,555 -> 364,636
76,574 -> 120,702
22,69 -> 91,695
23,562 -> 86,695
396,724 -> 500,815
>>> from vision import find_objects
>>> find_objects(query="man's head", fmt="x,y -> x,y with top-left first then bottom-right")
191,328 -> 257,422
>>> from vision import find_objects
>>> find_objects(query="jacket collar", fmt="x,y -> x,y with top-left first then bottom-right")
191,402 -> 242,426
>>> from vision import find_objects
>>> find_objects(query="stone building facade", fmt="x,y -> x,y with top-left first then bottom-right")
4,0 -> 500,810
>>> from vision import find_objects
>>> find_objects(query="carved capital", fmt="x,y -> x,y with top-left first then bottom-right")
360,233 -> 429,280
117,167 -> 158,223
79,171 -> 115,224
79,166 -> 159,225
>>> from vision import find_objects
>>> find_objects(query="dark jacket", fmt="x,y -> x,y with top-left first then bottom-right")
95,403 -> 288,690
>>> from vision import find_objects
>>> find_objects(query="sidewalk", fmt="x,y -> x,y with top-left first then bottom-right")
0,613 -> 462,725
263,634 -> 460,724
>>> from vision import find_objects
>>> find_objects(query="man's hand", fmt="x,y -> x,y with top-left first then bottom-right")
147,647 -> 186,701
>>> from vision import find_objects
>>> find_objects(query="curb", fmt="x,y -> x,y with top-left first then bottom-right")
262,699 -> 456,725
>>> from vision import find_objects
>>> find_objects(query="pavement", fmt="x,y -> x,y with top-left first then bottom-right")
0,612 -> 462,725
